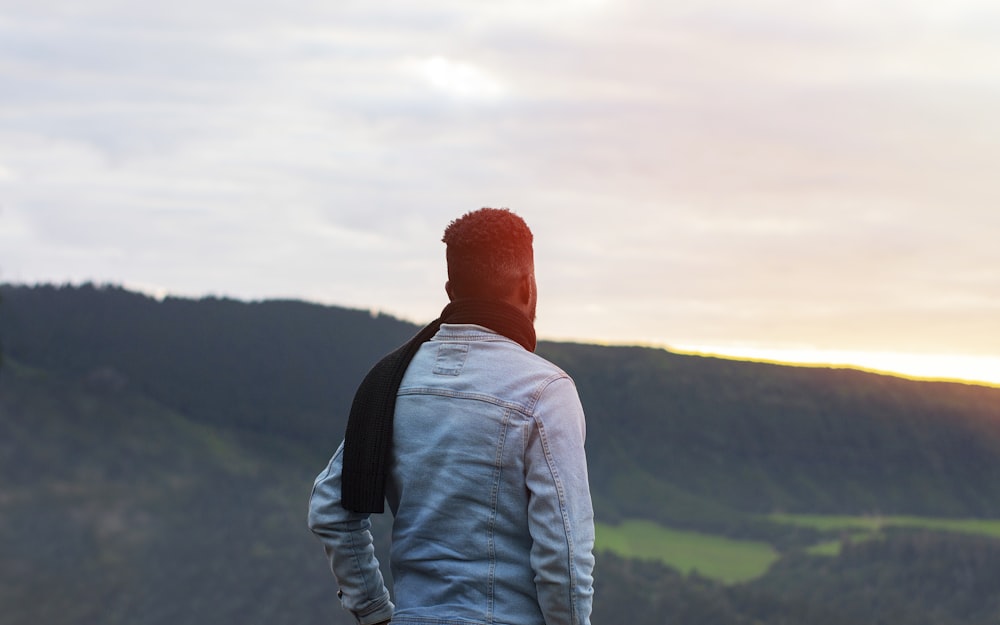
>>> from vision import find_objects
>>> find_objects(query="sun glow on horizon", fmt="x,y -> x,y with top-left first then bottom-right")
669,344 -> 1000,388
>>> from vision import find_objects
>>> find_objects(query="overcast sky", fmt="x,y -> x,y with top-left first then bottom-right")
2,0 -> 999,383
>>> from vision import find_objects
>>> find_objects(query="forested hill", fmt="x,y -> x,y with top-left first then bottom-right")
3,282 -> 1000,524
5,283 -> 1000,625
0,282 -> 417,448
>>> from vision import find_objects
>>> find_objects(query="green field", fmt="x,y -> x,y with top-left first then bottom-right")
595,520 -> 780,584
767,513 -> 1000,556
596,515 -> 1000,582
800,530 -> 875,556
769,513 -> 1000,539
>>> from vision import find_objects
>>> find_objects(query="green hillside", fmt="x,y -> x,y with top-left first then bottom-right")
3,283 -> 1000,625
0,360 -> 363,625
595,520 -> 780,584
5,283 -> 1000,525
0,283 -> 417,447
542,341 -> 1000,526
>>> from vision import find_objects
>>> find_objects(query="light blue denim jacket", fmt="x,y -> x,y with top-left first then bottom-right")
309,324 -> 595,625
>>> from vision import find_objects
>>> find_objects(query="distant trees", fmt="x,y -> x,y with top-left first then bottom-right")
0,282 -> 419,449
595,533 -> 1000,625
4,282 -> 1000,524
539,341 -> 1000,523
4,283 -> 1000,625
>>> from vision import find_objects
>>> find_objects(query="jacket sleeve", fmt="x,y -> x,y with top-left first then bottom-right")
525,375 -> 596,625
307,441 -> 394,625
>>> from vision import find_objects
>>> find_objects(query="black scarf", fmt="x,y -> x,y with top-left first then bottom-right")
341,298 -> 536,512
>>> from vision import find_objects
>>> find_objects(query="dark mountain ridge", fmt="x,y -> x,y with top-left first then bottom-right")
3,282 -> 998,522
4,282 -> 1000,625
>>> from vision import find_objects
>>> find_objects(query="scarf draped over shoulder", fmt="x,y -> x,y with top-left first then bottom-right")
341,298 -> 536,513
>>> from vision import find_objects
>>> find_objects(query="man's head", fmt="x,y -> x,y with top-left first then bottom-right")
442,207 -> 536,320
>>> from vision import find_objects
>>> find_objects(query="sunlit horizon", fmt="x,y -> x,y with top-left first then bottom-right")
2,0 -> 998,393
4,278 -> 995,391
114,280 -> 1000,390
669,344 -> 1000,389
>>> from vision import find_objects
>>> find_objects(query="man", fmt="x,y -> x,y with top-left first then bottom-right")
308,208 -> 595,625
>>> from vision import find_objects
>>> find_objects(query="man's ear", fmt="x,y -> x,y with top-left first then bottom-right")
518,273 -> 533,304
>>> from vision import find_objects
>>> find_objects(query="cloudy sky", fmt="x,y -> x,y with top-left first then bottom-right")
2,0 -> 999,384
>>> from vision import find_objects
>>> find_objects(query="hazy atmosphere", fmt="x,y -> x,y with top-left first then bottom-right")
2,0 -> 999,383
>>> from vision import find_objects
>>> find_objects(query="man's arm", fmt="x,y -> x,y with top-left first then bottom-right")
308,442 -> 394,625
525,375 -> 596,625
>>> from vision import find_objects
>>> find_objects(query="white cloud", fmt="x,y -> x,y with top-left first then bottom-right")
406,56 -> 507,99
1,0 -> 999,376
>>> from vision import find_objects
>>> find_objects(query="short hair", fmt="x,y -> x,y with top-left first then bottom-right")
442,208 -> 534,299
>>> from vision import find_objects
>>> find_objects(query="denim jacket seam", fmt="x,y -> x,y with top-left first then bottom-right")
357,593 -> 392,621
529,387 -> 582,623
398,387 -> 532,414
524,372 -> 571,415
486,407 -> 513,625
432,325 -> 520,345
346,521 -> 372,601
390,618 -> 494,625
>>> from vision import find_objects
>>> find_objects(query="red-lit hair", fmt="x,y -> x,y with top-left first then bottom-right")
442,207 -> 534,299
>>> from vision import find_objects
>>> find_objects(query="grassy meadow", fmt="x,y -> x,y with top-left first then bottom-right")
597,515 -> 1000,582
768,513 -> 1000,538
594,520 -> 780,584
